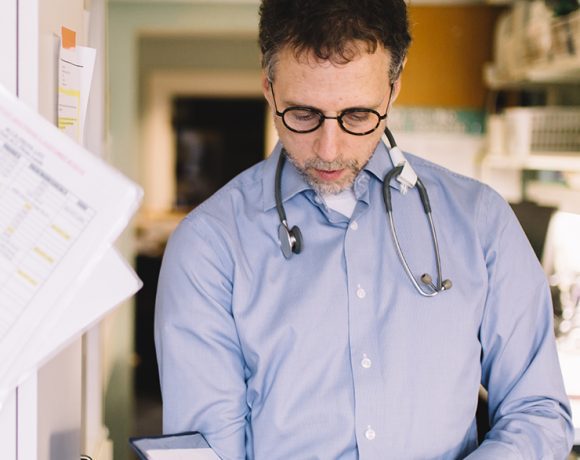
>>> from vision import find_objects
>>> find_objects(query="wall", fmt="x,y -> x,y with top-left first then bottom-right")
401,5 -> 501,108
394,5 -> 501,177
138,35 -> 260,110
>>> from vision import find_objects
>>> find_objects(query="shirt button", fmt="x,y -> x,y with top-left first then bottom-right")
350,221 -> 358,230
314,196 -> 322,204
361,355 -> 372,369
356,286 -> 366,299
365,426 -> 376,441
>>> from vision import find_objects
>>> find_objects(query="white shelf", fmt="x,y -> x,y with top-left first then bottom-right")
484,57 -> 580,89
482,154 -> 580,172
527,56 -> 580,84
526,181 -> 580,213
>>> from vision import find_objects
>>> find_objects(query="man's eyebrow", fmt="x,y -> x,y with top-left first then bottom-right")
283,98 -> 318,108
282,99 -> 382,112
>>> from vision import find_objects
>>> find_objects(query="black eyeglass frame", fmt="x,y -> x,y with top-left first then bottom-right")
269,82 -> 391,137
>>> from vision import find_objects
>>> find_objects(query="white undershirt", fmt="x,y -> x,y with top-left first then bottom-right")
322,188 -> 357,218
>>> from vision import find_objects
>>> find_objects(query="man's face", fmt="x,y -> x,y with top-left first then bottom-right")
263,43 -> 401,194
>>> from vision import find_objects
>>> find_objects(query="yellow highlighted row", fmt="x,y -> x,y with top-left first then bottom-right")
51,224 -> 70,240
33,246 -> 54,264
17,269 -> 37,286
58,87 -> 81,98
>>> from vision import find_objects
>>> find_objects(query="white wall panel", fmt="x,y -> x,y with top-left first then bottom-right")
0,0 -> 17,93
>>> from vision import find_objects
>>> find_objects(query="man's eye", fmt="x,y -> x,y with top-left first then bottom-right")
290,110 -> 318,122
344,111 -> 371,123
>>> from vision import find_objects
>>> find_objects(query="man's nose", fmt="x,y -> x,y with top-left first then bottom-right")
313,119 -> 342,162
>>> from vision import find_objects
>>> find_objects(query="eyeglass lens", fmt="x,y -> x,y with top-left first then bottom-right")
283,108 -> 381,135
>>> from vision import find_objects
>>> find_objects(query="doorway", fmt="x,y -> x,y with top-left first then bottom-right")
134,95 -> 266,439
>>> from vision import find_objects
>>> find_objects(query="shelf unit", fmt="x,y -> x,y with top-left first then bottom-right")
484,57 -> 580,89
482,154 -> 580,212
480,6 -> 580,208
482,7 -> 580,447
480,151 -> 580,209
483,154 -> 580,172
527,57 -> 580,83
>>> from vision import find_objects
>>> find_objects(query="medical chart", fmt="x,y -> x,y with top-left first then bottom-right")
0,84 -> 142,391
0,247 -> 141,404
0,138 -> 95,319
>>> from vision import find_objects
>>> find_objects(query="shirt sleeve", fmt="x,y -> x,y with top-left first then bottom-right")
465,188 -> 574,459
154,215 -> 249,460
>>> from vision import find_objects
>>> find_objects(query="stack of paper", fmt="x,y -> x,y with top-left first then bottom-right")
0,84 -> 143,406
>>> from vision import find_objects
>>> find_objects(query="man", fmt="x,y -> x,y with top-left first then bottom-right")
155,0 -> 573,458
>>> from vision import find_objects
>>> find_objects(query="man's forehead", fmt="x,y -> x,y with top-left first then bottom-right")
280,41 -> 389,67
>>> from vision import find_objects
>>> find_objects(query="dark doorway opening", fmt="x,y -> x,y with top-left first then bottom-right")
173,96 -> 266,210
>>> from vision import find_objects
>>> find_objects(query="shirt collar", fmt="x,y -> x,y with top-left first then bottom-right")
362,138 -> 402,192
262,139 -> 401,211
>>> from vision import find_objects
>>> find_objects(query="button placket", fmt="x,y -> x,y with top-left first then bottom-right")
345,209 -> 381,453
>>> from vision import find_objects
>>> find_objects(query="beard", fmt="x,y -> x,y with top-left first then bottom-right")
284,152 -> 364,195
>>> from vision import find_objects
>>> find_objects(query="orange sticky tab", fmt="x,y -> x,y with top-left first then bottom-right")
61,26 -> 76,49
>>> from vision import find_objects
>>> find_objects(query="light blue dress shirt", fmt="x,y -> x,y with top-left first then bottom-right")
155,141 -> 573,459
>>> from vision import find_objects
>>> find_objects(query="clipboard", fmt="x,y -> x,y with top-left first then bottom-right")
129,431 -> 220,460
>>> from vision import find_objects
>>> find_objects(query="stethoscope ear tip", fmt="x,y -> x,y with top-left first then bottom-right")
421,273 -> 453,294
420,273 -> 437,293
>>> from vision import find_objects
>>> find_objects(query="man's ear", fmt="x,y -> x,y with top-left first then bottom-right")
262,71 -> 273,108
390,57 -> 406,105
392,77 -> 402,102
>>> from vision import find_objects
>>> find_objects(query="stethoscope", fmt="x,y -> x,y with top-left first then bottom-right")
275,127 -> 452,297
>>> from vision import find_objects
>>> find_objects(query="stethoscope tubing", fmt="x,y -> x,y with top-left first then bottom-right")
383,165 -> 443,297
386,210 -> 437,297
274,149 -> 289,228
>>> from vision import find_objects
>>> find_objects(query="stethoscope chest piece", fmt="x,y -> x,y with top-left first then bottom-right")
278,222 -> 302,259
275,151 -> 304,259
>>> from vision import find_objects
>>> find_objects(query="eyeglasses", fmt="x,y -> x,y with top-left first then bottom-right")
269,82 -> 388,136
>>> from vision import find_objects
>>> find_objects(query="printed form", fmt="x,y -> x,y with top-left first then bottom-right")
0,85 -> 142,395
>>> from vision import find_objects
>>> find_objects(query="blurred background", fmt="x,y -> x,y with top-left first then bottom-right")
2,0 -> 580,458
